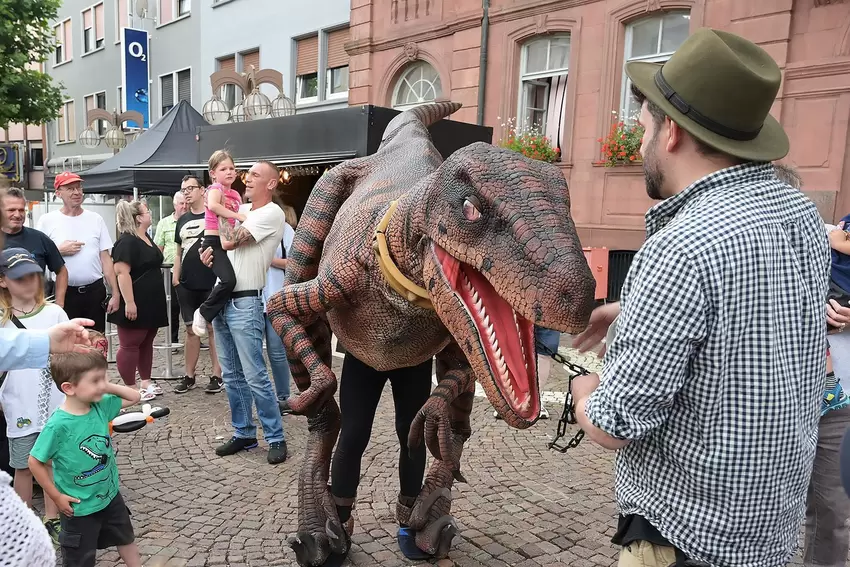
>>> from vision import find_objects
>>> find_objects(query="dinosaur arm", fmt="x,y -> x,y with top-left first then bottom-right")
408,342 -> 473,472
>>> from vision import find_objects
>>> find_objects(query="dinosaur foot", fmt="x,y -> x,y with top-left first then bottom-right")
416,515 -> 458,559
289,521 -> 351,567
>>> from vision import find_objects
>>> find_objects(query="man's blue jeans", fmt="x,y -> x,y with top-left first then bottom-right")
264,313 -> 291,402
213,296 -> 284,444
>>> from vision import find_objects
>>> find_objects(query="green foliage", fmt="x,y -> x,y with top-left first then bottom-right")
0,0 -> 64,127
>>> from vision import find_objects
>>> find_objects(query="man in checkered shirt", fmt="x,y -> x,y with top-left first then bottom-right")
572,30 -> 830,567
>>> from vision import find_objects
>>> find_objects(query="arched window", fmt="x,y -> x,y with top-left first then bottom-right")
392,61 -> 443,111
517,34 -> 570,144
621,11 -> 690,122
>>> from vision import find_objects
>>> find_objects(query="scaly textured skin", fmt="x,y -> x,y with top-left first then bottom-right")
267,102 -> 596,566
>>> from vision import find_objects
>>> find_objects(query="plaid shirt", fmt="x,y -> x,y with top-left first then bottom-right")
585,163 -> 830,566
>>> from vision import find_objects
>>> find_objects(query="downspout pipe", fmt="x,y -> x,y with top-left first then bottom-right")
476,0 -> 490,126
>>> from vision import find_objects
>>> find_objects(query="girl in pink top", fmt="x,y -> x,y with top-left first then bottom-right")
192,150 -> 245,337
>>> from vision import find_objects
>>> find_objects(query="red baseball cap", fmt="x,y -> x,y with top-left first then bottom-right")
54,171 -> 83,190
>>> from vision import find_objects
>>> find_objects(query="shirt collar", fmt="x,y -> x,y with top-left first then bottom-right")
645,162 -> 776,237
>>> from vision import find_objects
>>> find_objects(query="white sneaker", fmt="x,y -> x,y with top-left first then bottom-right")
539,405 -> 550,420
192,309 -> 208,338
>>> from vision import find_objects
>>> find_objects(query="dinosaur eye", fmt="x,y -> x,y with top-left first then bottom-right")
463,197 -> 481,221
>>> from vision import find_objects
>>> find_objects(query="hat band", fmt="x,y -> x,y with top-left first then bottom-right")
654,67 -> 763,142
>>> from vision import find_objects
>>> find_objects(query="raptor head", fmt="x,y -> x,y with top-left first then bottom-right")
420,142 -> 596,428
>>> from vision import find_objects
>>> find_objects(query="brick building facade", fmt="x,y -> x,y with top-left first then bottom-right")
347,0 -> 850,252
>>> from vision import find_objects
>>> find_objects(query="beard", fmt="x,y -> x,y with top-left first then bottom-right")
643,132 -> 665,201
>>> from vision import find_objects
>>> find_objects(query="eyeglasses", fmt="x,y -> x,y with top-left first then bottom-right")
181,185 -> 201,193
61,184 -> 83,193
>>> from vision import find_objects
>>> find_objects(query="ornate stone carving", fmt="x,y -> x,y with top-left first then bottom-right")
646,0 -> 662,11
534,13 -> 549,34
404,42 -> 419,62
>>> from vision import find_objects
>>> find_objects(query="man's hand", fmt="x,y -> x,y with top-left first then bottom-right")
58,240 -> 84,256
199,246 -> 214,268
830,228 -> 848,247
124,301 -> 137,321
106,295 -> 120,315
828,299 -> 850,333
571,373 -> 601,402
47,319 -> 94,354
172,274 -> 180,287
573,302 -> 621,354
55,493 -> 81,516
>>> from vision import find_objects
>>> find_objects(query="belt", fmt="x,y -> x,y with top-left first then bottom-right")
68,280 -> 104,293
232,290 -> 261,298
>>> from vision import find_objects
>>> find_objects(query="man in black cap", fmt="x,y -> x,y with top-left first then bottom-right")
572,29 -> 829,566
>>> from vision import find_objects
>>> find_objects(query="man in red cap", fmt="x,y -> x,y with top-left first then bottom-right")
37,172 -> 120,332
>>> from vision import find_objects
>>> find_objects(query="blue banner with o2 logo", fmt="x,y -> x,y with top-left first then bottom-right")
122,27 -> 149,129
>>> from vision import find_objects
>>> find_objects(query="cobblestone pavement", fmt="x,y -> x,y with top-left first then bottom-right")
33,330 -> 818,566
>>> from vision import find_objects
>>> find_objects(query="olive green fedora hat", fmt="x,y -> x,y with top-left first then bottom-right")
625,27 -> 789,162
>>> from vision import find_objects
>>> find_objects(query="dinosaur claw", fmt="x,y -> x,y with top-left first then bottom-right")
290,530 -> 335,567
452,468 -> 467,484
325,519 -> 351,555
415,515 -> 457,558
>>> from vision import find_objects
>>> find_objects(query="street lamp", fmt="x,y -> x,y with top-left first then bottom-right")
204,65 -> 295,123
77,109 -> 145,153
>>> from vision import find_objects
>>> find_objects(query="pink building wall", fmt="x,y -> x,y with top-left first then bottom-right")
349,0 -> 850,250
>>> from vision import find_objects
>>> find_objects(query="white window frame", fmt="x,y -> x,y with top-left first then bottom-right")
620,11 -> 690,122
296,73 -> 319,104
325,66 -> 349,100
56,100 -> 75,144
392,61 -> 442,112
158,67 -> 192,118
53,17 -> 72,67
176,0 -> 190,17
516,35 -> 570,135
84,90 -> 108,136
29,141 -> 44,171
158,0 -> 190,27
80,2 -> 105,55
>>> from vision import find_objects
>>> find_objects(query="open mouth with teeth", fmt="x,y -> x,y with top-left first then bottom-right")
433,244 -> 540,421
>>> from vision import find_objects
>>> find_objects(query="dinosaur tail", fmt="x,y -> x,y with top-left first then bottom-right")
379,102 -> 462,148
408,102 -> 462,127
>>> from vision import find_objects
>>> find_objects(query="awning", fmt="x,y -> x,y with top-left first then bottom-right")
122,151 -> 357,171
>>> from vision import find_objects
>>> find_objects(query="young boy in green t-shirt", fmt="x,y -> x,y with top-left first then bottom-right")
28,348 -> 142,567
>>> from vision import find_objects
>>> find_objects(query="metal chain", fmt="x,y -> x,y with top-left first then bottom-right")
534,340 -> 588,453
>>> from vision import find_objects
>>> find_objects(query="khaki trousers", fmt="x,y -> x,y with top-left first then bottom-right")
618,541 -> 677,567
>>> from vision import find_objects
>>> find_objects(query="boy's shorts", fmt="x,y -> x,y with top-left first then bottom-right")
535,326 -> 561,355
8,432 -> 39,469
60,492 -> 134,567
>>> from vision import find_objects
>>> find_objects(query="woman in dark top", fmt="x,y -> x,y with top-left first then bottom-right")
108,200 -> 168,400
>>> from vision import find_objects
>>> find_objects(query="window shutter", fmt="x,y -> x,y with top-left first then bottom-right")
64,20 -> 72,54
161,74 -> 174,107
177,70 -> 191,103
218,56 -> 235,73
326,28 -> 349,69
159,0 -> 173,25
67,101 -> 76,139
85,95 -> 94,113
296,36 -> 318,76
95,4 -> 104,40
242,49 -> 260,72
119,0 -> 128,30
58,104 -> 66,142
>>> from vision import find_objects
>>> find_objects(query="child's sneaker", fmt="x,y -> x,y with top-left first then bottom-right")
192,309 -> 208,338
823,382 -> 850,416
44,517 -> 60,545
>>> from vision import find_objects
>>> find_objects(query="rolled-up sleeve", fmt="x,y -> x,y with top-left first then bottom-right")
584,241 -> 707,440
0,328 -> 50,371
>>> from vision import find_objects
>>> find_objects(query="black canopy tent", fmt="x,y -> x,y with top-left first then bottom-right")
45,101 -> 209,196
129,105 -> 494,172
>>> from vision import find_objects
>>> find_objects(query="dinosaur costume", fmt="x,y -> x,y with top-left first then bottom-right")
267,102 -> 596,566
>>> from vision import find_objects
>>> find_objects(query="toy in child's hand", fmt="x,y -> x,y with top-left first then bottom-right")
110,403 -> 170,434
